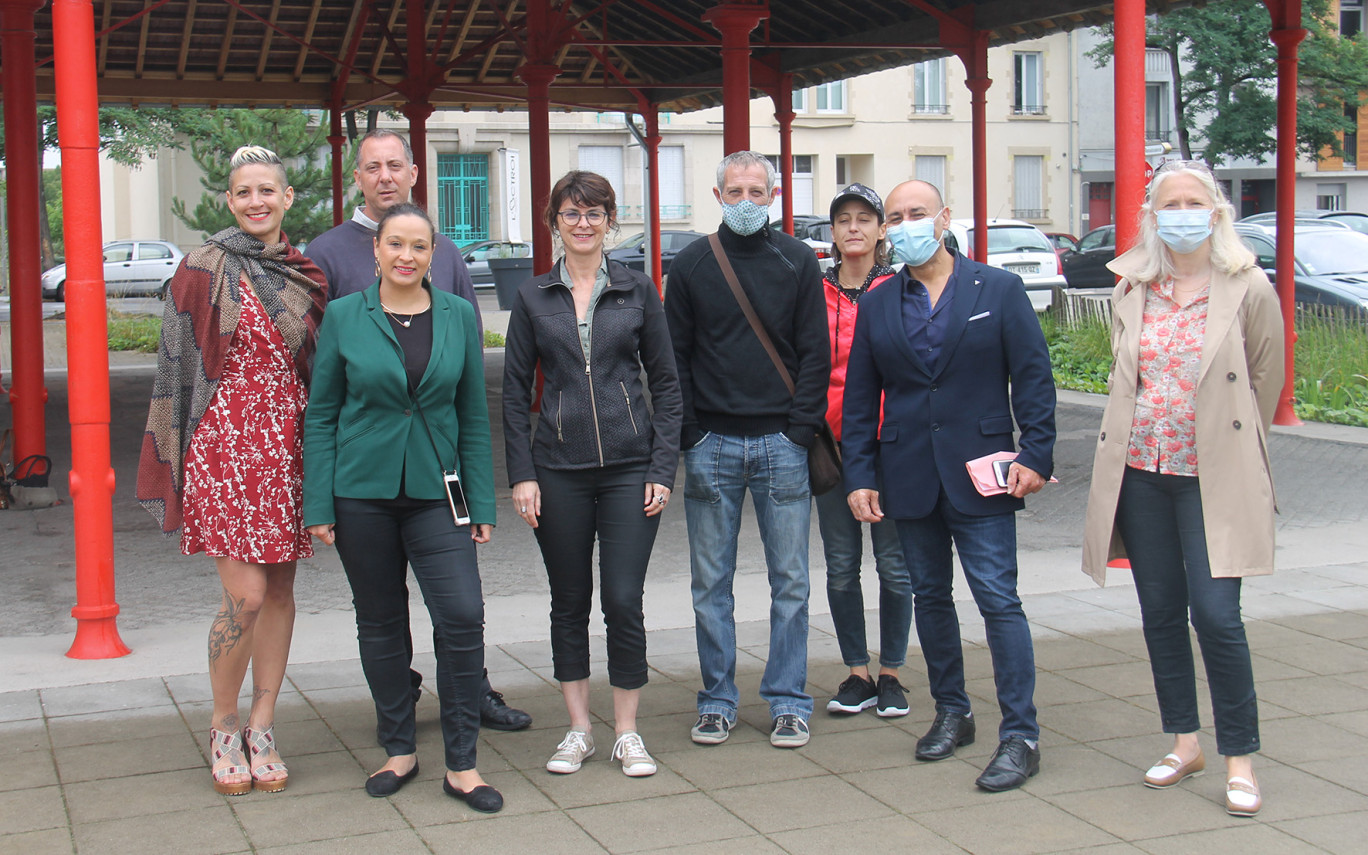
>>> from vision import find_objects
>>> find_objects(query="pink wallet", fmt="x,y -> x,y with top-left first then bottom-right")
965,451 -> 1057,496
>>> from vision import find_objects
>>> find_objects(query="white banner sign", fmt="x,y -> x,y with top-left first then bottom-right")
502,148 -> 522,243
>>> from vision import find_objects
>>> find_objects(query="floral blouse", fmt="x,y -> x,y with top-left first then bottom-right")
1126,277 -> 1210,476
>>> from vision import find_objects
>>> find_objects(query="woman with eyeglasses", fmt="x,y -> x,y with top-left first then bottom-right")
1081,161 -> 1284,817
503,170 -> 682,778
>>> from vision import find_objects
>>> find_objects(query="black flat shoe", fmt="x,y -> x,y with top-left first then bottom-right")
365,762 -> 419,797
915,710 -> 975,761
443,777 -> 504,813
975,736 -> 1040,792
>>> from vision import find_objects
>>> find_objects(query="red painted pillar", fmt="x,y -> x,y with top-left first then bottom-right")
1114,0 -> 1146,257
520,64 -> 561,276
328,107 -> 345,226
401,102 -> 434,210
641,104 -> 664,293
52,0 -> 130,659
1,0 -> 48,465
772,74 -> 796,235
956,32 -> 990,264
1268,0 -> 1305,426
703,3 -> 768,155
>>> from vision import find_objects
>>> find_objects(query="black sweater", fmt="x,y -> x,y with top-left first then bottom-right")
664,223 -> 829,449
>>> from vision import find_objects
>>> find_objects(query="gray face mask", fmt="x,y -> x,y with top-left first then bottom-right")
721,200 -> 770,236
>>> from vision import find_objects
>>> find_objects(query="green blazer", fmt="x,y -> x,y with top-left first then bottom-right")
302,281 -> 496,527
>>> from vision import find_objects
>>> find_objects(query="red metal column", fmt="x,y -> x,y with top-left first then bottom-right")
400,101 -> 434,209
773,74 -> 795,235
703,3 -> 768,155
1,0 -> 48,464
962,39 -> 989,263
328,107 -> 345,226
1267,0 -> 1305,426
52,0 -> 129,659
640,102 -> 664,293
520,64 -> 561,275
1114,0 -> 1146,257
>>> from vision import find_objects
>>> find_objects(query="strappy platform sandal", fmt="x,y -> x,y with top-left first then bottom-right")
244,724 -> 289,793
209,728 -> 252,796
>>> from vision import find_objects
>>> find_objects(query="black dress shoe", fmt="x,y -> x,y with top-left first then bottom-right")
915,711 -> 976,761
443,777 -> 504,813
480,689 -> 532,731
365,762 -> 419,797
975,736 -> 1040,792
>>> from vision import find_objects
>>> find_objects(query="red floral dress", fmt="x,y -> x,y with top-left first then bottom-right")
181,279 -> 312,562
1126,277 -> 1209,476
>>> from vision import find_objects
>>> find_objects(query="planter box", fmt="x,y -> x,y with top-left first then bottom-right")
489,257 -> 535,310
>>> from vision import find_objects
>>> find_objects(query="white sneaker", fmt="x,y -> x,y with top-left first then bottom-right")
546,729 -> 595,774
611,731 -> 658,777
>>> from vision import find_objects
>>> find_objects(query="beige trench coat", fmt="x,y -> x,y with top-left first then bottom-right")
1080,247 -> 1285,585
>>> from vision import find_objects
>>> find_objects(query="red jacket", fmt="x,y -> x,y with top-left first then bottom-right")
824,270 -> 895,440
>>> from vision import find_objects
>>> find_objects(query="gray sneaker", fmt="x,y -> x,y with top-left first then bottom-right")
546,729 -> 595,774
611,731 -> 658,777
690,713 -> 732,745
770,714 -> 810,748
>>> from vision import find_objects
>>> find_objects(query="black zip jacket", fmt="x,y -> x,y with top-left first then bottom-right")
502,259 -> 682,488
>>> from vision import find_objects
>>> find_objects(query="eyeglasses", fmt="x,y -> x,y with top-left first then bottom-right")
557,210 -> 607,226
1154,159 -> 1213,176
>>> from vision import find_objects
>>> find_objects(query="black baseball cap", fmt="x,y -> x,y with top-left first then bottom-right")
829,183 -> 884,223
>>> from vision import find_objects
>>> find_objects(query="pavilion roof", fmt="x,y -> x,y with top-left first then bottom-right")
22,0 -> 1137,113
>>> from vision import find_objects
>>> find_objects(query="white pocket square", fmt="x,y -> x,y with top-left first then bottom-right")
968,311 -> 991,321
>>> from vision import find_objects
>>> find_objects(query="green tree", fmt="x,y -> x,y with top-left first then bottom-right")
41,169 -> 63,261
170,109 -> 334,245
1088,0 -> 1368,165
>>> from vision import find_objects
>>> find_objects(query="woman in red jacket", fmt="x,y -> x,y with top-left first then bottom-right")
818,184 -> 913,719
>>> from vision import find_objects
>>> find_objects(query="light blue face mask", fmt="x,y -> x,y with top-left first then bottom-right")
1155,209 -> 1213,254
720,200 -> 771,236
886,210 -> 944,266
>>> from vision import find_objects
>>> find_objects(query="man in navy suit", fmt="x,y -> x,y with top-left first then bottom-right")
842,179 -> 1056,792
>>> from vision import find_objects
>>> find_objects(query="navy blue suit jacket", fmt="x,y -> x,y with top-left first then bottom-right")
841,250 -> 1056,519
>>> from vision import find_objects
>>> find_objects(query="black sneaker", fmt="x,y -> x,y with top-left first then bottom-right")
825,674 -> 878,714
480,689 -> 533,731
875,674 -> 910,717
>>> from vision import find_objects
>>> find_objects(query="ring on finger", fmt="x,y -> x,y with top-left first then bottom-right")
520,506 -> 527,513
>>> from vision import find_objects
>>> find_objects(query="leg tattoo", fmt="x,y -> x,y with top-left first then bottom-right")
208,593 -> 248,664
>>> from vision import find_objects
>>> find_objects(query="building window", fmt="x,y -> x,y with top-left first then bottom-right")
915,155 -> 946,196
1013,52 -> 1045,115
436,153 -> 490,243
1344,105 -> 1359,168
1012,155 -> 1045,219
577,145 -> 624,202
1146,83 -> 1171,141
1316,183 -> 1346,211
764,154 -> 815,215
791,87 -> 808,113
1343,0 -> 1364,37
836,156 -> 849,187
913,58 -> 949,114
815,81 -> 846,113
658,145 -> 688,219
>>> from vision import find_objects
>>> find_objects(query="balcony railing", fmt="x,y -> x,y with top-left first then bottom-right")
1012,208 -> 1047,219
1011,105 -> 1047,116
913,103 -> 951,115
618,204 -> 692,220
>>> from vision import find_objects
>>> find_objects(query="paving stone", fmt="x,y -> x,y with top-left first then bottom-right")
914,794 -> 1121,854
844,758 -> 1032,815
419,811 -> 608,853
1266,610 -> 1368,641
0,689 -> 44,723
1249,761 -> 1368,821
1273,809 -> 1368,854
1044,783 -> 1242,841
1257,677 -> 1368,720
64,767 -> 223,824
634,836 -> 787,855
0,718 -> 48,755
0,746 -> 59,792
1038,697 -> 1159,744
0,785 -> 68,836
256,748 -> 366,797
796,723 -> 917,774
40,678 -> 175,718
1053,660 -> 1162,699
71,804 -> 249,855
0,828 -> 74,855
1257,642 -> 1368,676
231,789 -> 407,848
1014,742 -> 1145,796
531,761 -> 696,809
255,828 -> 434,855
768,814 -> 963,855
710,775 -> 894,834
46,709 -> 189,750
1132,823 -> 1327,855
52,728 -> 203,784
656,738 -> 827,789
568,791 -> 754,853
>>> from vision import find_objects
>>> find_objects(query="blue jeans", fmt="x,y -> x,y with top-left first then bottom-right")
684,432 -> 813,721
814,485 -> 912,668
1115,466 -> 1259,756
895,489 -> 1038,740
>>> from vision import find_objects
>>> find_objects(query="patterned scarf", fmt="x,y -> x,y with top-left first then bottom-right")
137,227 -> 327,534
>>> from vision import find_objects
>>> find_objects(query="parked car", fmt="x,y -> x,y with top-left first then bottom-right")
40,240 -> 184,302
460,240 -> 532,289
1046,232 -> 1079,254
1060,224 -> 1118,290
605,229 -> 705,277
1241,210 -> 1368,235
941,218 -> 1064,312
772,215 -> 834,265
1234,222 -> 1368,315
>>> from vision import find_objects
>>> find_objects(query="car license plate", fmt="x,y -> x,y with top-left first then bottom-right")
1006,263 -> 1040,275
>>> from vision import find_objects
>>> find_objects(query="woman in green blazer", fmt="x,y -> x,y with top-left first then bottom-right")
303,204 -> 502,813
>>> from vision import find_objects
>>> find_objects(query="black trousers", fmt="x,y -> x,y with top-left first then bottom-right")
334,496 -> 485,771
534,464 -> 659,689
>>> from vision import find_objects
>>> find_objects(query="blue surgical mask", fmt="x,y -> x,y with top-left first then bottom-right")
1155,209 -> 1213,254
720,200 -> 770,236
887,210 -> 944,266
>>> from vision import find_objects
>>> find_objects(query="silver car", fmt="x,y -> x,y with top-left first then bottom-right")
41,240 -> 184,302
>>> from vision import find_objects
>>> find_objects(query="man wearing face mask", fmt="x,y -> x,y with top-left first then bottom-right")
664,151 -> 829,750
841,179 -> 1056,792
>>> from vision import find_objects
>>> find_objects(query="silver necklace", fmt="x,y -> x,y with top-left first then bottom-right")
381,300 -> 427,328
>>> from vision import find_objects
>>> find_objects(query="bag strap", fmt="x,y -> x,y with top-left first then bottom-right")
708,233 -> 796,398
406,374 -> 457,476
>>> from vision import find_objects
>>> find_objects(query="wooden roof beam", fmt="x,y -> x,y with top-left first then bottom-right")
176,0 -> 198,79
294,0 -> 325,80
370,0 -> 404,78
217,5 -> 239,80
256,0 -> 283,81
447,0 -> 482,63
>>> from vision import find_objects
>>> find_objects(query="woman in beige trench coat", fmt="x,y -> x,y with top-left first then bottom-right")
1080,161 -> 1283,818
